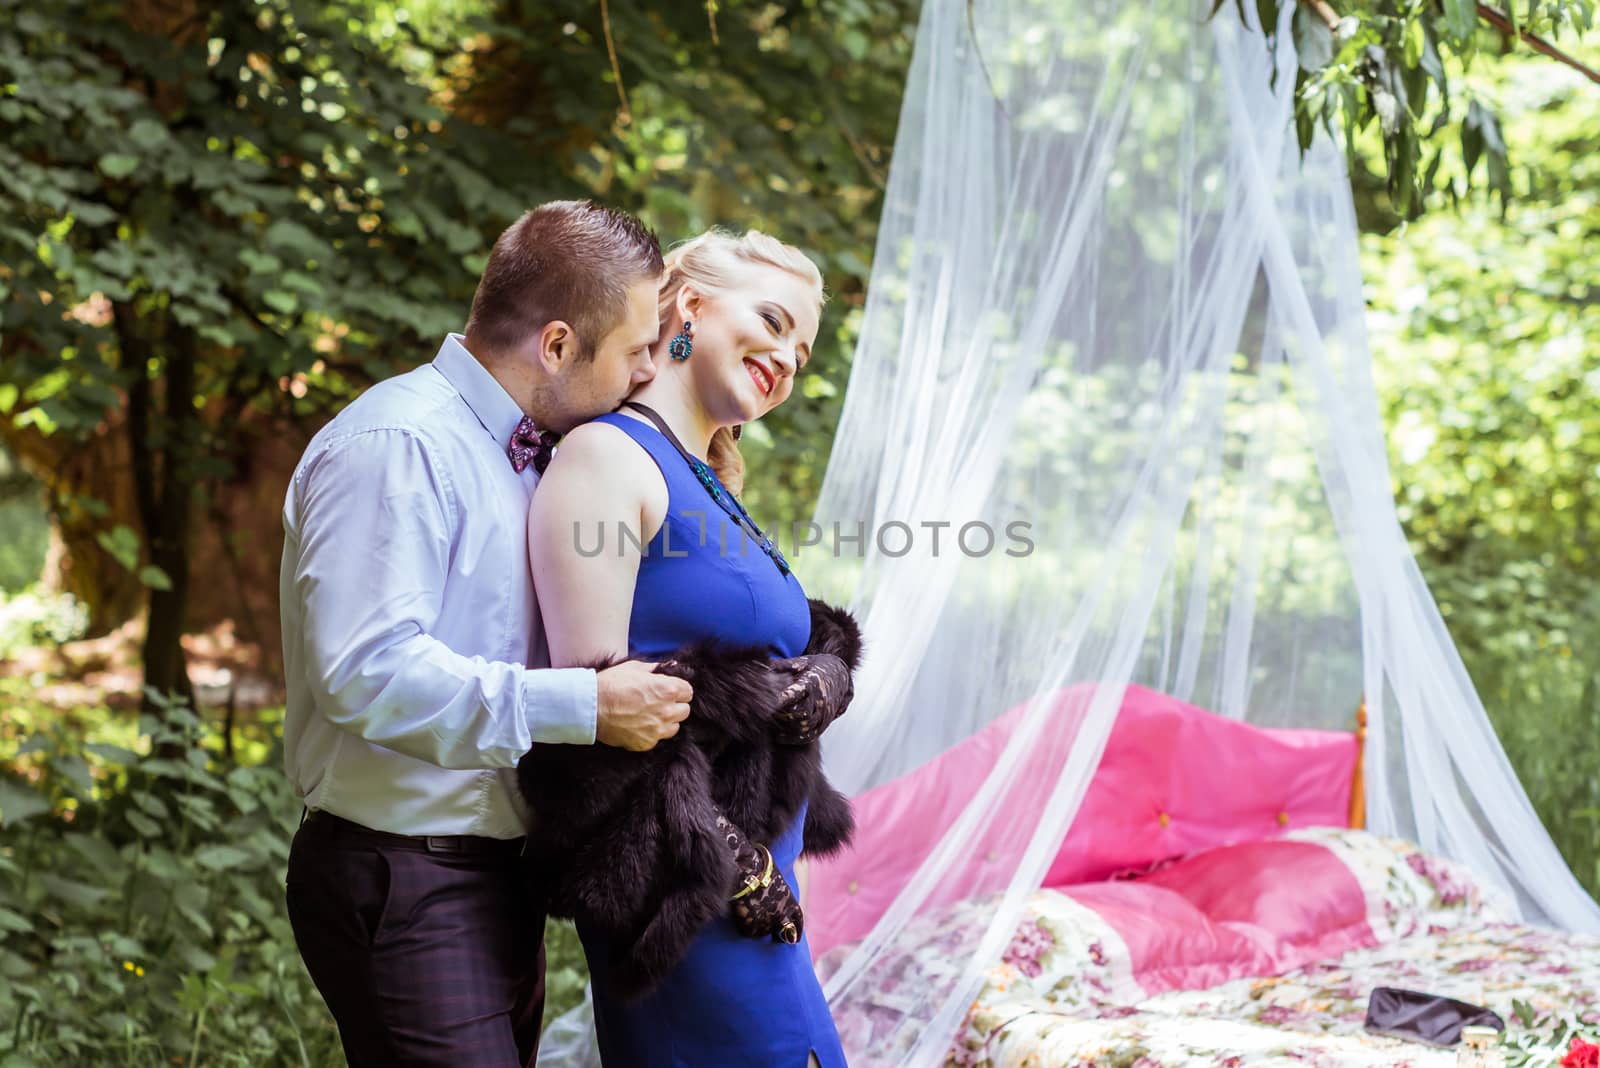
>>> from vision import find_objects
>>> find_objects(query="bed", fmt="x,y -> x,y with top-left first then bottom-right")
804,686 -> 1600,1066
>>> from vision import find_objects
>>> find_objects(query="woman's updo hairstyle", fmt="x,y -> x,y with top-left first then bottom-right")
657,230 -> 824,496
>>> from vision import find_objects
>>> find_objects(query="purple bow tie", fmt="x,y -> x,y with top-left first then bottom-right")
508,416 -> 560,474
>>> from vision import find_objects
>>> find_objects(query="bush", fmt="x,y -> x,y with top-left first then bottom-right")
0,689 -> 599,1065
0,446 -> 49,595
0,696 -> 343,1065
0,589 -> 88,660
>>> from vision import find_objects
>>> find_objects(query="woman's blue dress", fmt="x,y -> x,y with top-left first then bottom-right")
577,412 -> 847,1068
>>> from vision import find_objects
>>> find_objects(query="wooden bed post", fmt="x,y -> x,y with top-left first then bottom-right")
1349,697 -> 1367,830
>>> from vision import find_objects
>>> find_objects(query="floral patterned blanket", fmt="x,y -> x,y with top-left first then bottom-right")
823,828 -> 1600,1067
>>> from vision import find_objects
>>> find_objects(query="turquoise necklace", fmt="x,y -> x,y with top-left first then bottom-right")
622,402 -> 792,577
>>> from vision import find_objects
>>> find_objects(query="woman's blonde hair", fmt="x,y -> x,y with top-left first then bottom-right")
658,229 -> 825,496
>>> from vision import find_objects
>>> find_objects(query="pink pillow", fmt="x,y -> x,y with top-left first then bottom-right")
805,684 -> 1360,961
1046,687 -> 1361,886
1064,837 -> 1378,995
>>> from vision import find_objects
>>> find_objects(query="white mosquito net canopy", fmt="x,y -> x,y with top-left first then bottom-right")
539,0 -> 1600,1063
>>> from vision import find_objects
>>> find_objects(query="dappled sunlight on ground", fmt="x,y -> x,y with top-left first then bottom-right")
2,612 -> 281,713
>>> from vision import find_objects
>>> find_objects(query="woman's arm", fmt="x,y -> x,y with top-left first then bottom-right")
528,420 -> 668,667
528,421 -> 683,753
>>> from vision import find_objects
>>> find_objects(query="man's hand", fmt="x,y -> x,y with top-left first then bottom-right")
595,661 -> 692,751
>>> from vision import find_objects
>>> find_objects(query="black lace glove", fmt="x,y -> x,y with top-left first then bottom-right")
768,653 -> 854,746
717,813 -> 803,944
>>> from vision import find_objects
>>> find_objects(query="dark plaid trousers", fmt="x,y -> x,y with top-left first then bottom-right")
285,813 -> 546,1067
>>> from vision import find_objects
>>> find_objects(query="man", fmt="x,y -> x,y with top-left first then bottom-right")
279,200 -> 692,1067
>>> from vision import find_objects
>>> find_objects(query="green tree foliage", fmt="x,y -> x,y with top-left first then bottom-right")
1223,0 -> 1592,218
1362,47 -> 1600,894
465,0 -> 915,521
0,0 -> 913,699
0,0 -> 543,706
0,446 -> 49,593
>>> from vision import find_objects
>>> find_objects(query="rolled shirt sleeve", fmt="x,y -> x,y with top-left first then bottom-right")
288,428 -> 596,770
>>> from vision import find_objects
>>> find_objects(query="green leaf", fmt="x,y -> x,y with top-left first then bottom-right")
263,219 -> 327,261
174,942 -> 219,973
238,248 -> 281,276
176,795 -> 221,831
1403,18 -> 1424,69
64,834 -> 124,872
192,844 -> 253,871
281,270 -> 322,296
128,119 -> 167,151
50,754 -> 94,798
1478,106 -> 1506,156
95,524 -> 141,571
1486,145 -> 1510,204
84,743 -> 141,768
139,758 -> 187,780
0,779 -> 51,826
1441,0 -> 1478,39
211,189 -> 257,216
137,565 -> 173,590
1462,100 -> 1486,178
0,907 -> 30,935
1256,0 -> 1279,37
173,882 -> 214,939
125,809 -> 161,837
1292,5 -> 1334,71
142,847 -> 184,881
130,790 -> 168,818
262,289 -> 298,314
34,874 -> 111,910
98,153 -> 140,179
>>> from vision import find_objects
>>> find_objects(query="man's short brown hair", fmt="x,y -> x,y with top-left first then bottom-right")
465,200 -> 663,361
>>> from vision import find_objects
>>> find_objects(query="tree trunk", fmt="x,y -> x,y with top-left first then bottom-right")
119,305 -> 198,713
0,419 -> 146,633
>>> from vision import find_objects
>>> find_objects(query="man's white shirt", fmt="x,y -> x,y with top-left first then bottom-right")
280,334 -> 596,838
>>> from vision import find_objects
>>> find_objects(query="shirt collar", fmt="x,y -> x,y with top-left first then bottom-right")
432,333 -> 528,447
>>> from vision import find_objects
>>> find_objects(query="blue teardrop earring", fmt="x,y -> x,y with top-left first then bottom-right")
668,320 -> 694,361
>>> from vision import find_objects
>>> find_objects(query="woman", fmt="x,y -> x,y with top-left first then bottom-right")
525,230 -> 852,1067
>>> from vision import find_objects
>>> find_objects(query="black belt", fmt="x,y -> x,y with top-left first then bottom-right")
302,809 -> 526,857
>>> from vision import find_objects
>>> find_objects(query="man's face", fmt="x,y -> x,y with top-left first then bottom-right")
559,277 -> 660,430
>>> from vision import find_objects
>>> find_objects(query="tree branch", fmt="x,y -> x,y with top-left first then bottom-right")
820,85 -> 887,190
599,0 -> 632,126
1301,0 -> 1340,29
1296,0 -> 1600,86
1474,3 -> 1600,85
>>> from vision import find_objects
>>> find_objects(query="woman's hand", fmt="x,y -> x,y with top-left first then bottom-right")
718,814 -> 804,944
767,653 -> 854,746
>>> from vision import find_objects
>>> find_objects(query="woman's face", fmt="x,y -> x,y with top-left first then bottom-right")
682,266 -> 820,425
